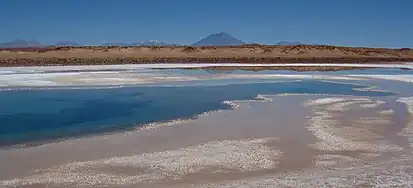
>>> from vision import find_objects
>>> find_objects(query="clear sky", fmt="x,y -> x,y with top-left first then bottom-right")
1,0 -> 412,47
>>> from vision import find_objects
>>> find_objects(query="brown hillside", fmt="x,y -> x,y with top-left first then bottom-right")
0,45 -> 412,66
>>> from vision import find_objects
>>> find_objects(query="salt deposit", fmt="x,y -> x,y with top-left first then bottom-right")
348,74 -> 413,83
1,62 -> 412,87
0,72 -> 367,87
359,100 -> 385,108
254,94 -> 274,102
304,97 -> 402,152
314,154 -> 364,169
195,157 -> 413,188
396,97 -> 413,148
304,97 -> 369,107
379,109 -> 395,115
0,138 -> 281,187
397,97 -> 413,115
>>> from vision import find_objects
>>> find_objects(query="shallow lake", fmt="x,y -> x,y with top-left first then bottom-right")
0,77 -> 395,147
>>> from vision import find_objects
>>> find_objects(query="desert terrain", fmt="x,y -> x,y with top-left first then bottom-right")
0,45 -> 413,68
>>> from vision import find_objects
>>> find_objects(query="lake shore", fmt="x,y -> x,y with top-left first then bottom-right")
1,94 -> 412,188
1,63 -> 413,87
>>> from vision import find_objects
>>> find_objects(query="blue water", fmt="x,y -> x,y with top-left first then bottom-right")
0,80 -> 393,147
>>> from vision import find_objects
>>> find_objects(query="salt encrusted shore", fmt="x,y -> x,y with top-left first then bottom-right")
1,63 -> 413,72
1,63 -> 412,87
303,96 -> 403,152
1,94 -> 412,187
397,97 -> 413,115
1,138 -> 281,187
348,74 -> 413,83
0,72 -> 370,87
193,157 -> 413,188
140,94 -> 273,131
396,97 -> 413,148
0,95 -> 286,187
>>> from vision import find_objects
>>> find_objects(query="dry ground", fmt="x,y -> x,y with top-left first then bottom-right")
0,45 -> 412,67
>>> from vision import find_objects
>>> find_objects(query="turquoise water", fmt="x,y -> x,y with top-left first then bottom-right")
0,80 -> 393,147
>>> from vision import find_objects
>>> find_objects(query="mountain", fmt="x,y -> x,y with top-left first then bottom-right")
102,42 -> 130,46
132,40 -> 172,46
276,41 -> 304,46
54,41 -> 81,47
0,39 -> 44,48
101,40 -> 174,47
192,32 -> 245,46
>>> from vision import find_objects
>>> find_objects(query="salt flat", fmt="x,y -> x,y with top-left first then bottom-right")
348,74 -> 413,83
1,63 -> 412,87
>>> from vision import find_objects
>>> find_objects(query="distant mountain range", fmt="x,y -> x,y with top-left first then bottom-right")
0,39 -> 44,48
0,40 -> 81,48
0,40 -> 178,48
54,41 -> 81,47
0,35 -> 309,48
191,33 -> 308,46
101,42 -> 129,46
102,40 -> 176,47
276,41 -> 304,46
133,40 -> 172,46
192,32 -> 245,46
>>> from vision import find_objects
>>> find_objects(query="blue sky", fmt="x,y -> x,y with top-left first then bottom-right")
1,0 -> 412,47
